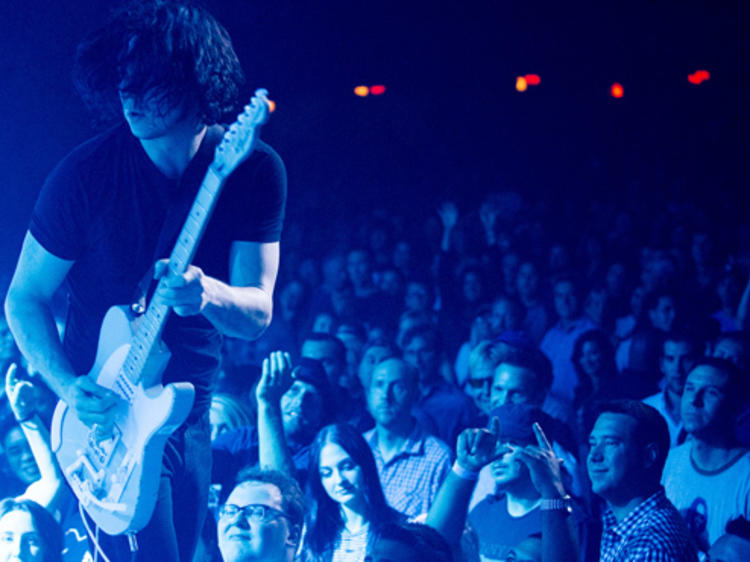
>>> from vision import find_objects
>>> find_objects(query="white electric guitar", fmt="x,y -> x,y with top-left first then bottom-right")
50,89 -> 272,536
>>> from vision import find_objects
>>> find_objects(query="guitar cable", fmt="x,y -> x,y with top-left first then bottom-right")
79,502 -> 112,562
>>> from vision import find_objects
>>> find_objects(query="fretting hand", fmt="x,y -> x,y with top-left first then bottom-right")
153,259 -> 217,317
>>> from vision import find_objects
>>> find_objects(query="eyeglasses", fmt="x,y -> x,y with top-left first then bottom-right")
219,503 -> 289,523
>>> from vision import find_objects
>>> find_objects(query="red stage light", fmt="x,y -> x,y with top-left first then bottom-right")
610,82 -> 624,98
688,70 -> 710,85
524,74 -> 541,86
370,84 -> 386,95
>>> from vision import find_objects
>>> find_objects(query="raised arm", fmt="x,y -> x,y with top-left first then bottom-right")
516,423 -> 579,562
5,364 -> 64,512
425,417 -> 503,545
256,350 -> 297,478
5,232 -> 119,430
154,240 -> 279,340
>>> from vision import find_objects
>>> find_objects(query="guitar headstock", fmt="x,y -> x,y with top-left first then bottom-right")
212,89 -> 272,177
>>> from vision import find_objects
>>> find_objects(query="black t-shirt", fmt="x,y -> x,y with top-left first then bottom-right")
30,124 -> 286,416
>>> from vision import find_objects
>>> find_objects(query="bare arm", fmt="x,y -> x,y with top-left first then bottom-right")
256,351 -> 297,478
154,240 -> 279,340
5,233 -> 120,430
6,364 -> 64,511
425,418 -> 502,545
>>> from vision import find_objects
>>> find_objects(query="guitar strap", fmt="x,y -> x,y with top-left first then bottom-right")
130,124 -> 226,315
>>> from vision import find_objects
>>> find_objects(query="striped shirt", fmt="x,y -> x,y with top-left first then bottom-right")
364,424 -> 452,518
600,489 -> 698,561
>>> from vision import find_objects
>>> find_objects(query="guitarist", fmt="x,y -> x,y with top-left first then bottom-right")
4,1 -> 286,560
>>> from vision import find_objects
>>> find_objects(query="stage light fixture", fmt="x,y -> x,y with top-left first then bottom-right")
515,76 -> 528,92
354,85 -> 369,97
610,82 -> 624,98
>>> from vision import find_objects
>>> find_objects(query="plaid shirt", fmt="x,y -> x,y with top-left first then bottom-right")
364,424 -> 452,518
600,488 -> 698,562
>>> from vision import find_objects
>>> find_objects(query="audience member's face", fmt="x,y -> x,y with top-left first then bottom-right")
491,364 -> 540,408
210,400 -> 235,443
392,241 -> 411,272
489,300 -> 519,336
218,481 -> 293,562
490,443 -> 529,489
681,365 -> 732,439
660,340 -> 695,396
466,362 -> 494,415
336,327 -> 365,386
323,256 -> 348,290
403,336 -> 439,385
579,340 -> 604,378
368,360 -> 415,428
462,272 -> 483,303
605,263 -> 626,297
584,290 -> 607,326
279,281 -> 305,315
319,442 -> 365,508
379,270 -> 403,297
404,282 -> 430,312
553,281 -> 577,321
347,251 -> 372,288
311,313 -> 334,334
0,509 -> 44,562
629,285 -> 645,317
709,532 -> 750,562
516,262 -> 539,301
587,412 -> 642,504
648,296 -> 676,332
358,345 -> 392,391
2,428 -> 40,485
365,537 -> 419,561
280,381 -> 324,441
301,340 -> 344,388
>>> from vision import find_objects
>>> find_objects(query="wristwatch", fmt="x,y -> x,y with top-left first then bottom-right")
540,494 -> 572,513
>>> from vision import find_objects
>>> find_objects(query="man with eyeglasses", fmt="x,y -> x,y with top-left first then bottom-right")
217,468 -> 305,562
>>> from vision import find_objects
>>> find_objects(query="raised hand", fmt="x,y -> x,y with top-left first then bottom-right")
5,363 -> 35,421
256,350 -> 293,406
437,201 -> 459,231
455,417 -> 508,472
516,422 -> 567,499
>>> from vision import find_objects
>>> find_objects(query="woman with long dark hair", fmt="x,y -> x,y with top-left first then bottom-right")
0,498 -> 63,562
301,424 -> 401,561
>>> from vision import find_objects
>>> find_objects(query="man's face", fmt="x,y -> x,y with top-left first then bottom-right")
301,340 -> 344,388
660,340 -> 695,395
347,251 -> 371,288
2,427 -> 40,485
587,412 -> 643,503
648,296 -> 676,332
553,281 -> 577,320
218,481 -> 294,562
404,282 -> 429,312
489,443 -> 529,489
681,365 -> 732,438
119,88 -> 195,141
280,381 -> 324,441
491,364 -> 540,408
516,262 -> 539,300
466,363 -> 494,415
367,360 -> 415,428
489,300 -> 518,336
712,338 -> 749,372
0,509 -> 44,562
403,336 -> 438,385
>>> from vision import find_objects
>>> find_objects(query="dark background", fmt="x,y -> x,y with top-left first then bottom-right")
1,0 -> 748,279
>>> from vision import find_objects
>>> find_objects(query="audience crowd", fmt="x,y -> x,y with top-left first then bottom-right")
2,189 -> 750,561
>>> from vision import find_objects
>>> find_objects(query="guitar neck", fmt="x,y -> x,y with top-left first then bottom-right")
121,165 -> 226,386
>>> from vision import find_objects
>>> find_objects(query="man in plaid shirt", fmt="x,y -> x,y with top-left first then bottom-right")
588,401 -> 698,561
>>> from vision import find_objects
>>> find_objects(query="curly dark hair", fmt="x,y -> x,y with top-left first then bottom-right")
73,0 -> 244,126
